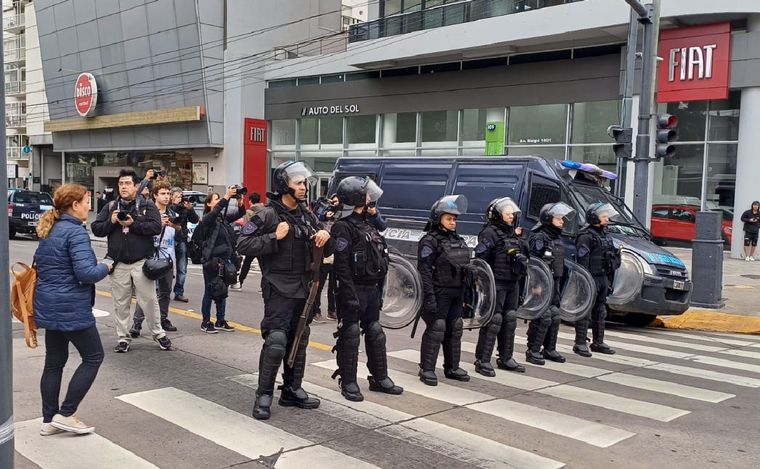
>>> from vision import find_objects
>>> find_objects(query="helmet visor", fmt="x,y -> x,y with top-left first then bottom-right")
283,161 -> 318,189
492,197 -> 521,218
436,195 -> 468,216
549,202 -> 576,221
593,202 -> 620,221
364,178 -> 384,203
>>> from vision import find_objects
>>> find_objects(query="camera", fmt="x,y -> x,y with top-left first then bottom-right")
149,170 -> 165,180
233,185 -> 248,196
116,200 -> 137,221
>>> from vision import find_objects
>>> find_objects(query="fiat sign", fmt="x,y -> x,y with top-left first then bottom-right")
74,73 -> 98,117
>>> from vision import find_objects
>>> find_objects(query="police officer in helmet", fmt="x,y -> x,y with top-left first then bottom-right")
237,161 -> 332,420
574,202 -> 621,356
417,195 -> 471,386
527,202 -> 576,366
473,197 -> 529,376
331,176 -> 403,401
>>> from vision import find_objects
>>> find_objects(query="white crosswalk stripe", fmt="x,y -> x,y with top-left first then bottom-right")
228,373 -> 565,469
605,330 -> 760,360
387,349 -> 690,422
117,387 -> 380,468
313,359 -> 635,447
640,330 -> 759,347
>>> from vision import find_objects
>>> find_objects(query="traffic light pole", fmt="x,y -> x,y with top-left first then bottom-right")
615,8 -> 639,198
629,0 -> 660,225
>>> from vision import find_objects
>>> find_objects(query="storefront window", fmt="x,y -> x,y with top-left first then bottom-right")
507,146 -> 565,160
461,108 -> 504,142
571,100 -> 619,144
320,117 -> 343,145
299,154 -> 340,174
569,146 -> 616,173
508,104 -> 567,146
382,112 -> 417,145
665,101 -> 706,142
655,144 -> 704,204
272,119 -> 296,146
706,143 -> 737,209
421,110 -> 457,142
347,115 -> 377,144
708,92 -> 740,142
300,118 -> 318,145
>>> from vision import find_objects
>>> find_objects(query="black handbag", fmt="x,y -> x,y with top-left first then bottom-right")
143,227 -> 174,280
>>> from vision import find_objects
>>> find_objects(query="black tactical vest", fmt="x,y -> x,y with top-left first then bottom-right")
268,207 -> 315,274
533,229 -> 565,278
430,231 -> 471,287
489,226 -> 527,282
345,216 -> 389,283
584,227 -> 616,276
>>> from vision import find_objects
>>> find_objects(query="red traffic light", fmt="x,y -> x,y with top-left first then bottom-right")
657,113 -> 679,129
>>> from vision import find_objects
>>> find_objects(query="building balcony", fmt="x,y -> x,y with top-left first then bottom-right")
349,0 -> 584,43
5,114 -> 26,129
5,80 -> 25,97
3,37 -> 25,64
3,13 -> 24,33
6,146 -> 26,161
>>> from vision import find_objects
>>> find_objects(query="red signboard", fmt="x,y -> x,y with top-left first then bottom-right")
74,73 -> 98,117
243,118 -> 268,203
657,23 -> 731,103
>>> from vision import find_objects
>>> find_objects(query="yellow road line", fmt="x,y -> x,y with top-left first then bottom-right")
95,290 -> 333,351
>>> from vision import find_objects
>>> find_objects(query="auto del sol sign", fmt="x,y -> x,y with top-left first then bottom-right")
74,73 -> 98,117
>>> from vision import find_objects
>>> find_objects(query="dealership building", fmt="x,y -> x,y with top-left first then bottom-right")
262,0 -> 760,258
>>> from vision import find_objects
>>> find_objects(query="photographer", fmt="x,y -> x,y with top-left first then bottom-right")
170,187 -> 200,302
131,181 -> 182,336
196,186 -> 246,333
233,192 -> 265,291
91,169 -> 172,353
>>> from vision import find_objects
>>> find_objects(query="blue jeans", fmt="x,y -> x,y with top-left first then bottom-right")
202,267 -> 226,323
174,240 -> 188,297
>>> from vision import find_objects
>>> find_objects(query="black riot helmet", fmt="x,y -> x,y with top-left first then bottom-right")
271,161 -> 317,201
538,202 -> 575,226
585,202 -> 619,226
424,195 -> 468,231
486,197 -> 521,225
336,176 -> 384,208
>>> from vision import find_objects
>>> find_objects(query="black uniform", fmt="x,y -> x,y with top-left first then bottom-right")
575,225 -> 620,354
527,224 -> 566,364
473,221 -> 529,375
237,196 -> 332,419
418,227 -> 472,385
331,212 -> 402,401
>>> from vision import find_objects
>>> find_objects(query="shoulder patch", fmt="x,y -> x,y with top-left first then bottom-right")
420,245 -> 434,258
533,239 -> 544,252
577,246 -> 589,258
335,237 -> 349,252
474,242 -> 488,254
241,221 -> 258,236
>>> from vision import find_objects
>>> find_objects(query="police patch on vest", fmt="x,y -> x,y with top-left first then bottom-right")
241,221 -> 258,236
577,246 -> 589,258
336,237 -> 349,252
420,245 -> 434,258
533,239 -> 544,251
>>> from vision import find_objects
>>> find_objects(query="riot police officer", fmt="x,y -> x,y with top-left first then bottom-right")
473,197 -> 529,376
417,195 -> 471,386
526,202 -> 576,366
331,176 -> 403,401
237,161 -> 332,420
574,202 -> 621,356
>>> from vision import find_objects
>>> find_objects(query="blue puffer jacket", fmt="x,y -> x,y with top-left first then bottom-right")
33,215 -> 109,331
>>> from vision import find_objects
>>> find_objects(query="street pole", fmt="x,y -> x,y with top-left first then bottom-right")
630,0 -> 660,225
0,6 -> 15,467
615,8 -> 639,198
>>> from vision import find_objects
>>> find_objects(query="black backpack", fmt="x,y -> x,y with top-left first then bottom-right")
188,227 -> 204,264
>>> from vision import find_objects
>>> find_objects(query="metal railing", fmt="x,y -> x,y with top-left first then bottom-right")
4,81 -> 25,96
349,0 -> 584,43
6,147 -> 23,160
3,37 -> 25,62
272,32 -> 349,60
3,13 -> 24,32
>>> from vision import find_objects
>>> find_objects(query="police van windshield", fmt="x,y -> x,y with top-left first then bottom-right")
569,182 -> 648,237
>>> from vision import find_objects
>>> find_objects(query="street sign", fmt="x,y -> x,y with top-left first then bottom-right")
74,72 -> 98,117
22,145 -> 31,154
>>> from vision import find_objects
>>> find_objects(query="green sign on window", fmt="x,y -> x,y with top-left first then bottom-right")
485,121 -> 505,156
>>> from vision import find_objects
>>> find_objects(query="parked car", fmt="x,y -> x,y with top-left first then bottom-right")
651,204 -> 732,245
8,189 -> 54,239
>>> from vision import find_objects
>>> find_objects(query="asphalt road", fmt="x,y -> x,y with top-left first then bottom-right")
9,235 -> 760,469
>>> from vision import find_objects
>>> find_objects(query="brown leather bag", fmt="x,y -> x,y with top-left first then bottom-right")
11,262 -> 38,348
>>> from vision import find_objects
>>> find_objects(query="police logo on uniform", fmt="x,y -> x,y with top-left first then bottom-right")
241,221 -> 258,236
420,246 -> 434,258
336,237 -> 349,252
577,246 -> 589,258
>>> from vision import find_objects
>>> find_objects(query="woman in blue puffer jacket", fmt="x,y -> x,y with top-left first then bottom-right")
33,183 -> 113,436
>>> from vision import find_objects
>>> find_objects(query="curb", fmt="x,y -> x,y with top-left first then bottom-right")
653,310 -> 760,335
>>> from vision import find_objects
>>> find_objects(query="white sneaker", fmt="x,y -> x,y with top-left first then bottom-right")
229,283 -> 242,291
51,414 -> 95,434
746,257 -> 751,262
751,257 -> 756,262
40,422 -> 64,436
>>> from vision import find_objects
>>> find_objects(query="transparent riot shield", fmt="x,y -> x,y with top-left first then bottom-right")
379,253 -> 423,330
516,258 -> 554,320
559,259 -> 597,322
461,258 -> 497,330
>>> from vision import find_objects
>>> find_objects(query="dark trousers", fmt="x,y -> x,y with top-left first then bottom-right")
261,280 -> 309,335
202,267 -> 226,322
40,326 -> 104,422
315,263 -> 336,314
337,284 -> 381,327
239,255 -> 255,285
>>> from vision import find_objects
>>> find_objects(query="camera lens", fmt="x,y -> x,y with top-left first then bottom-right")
117,211 -> 128,221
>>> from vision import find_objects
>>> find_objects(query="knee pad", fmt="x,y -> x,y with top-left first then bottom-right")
364,321 -> 385,343
487,312 -> 503,334
450,317 -> 464,340
426,319 -> 446,343
264,329 -> 288,356
339,322 -> 361,347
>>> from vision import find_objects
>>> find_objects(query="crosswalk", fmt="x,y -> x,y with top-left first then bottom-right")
14,326 -> 760,468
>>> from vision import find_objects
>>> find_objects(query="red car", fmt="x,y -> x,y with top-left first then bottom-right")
651,204 -> 732,245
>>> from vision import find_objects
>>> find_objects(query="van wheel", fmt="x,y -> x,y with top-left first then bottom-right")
621,313 -> 656,327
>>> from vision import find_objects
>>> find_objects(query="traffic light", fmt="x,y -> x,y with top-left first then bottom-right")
608,125 -> 633,160
655,113 -> 678,159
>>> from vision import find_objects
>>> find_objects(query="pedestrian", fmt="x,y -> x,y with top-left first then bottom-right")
33,183 -> 113,435
130,181 -> 181,336
195,187 -> 245,333
94,191 -> 102,212
741,201 -> 760,261
313,194 -> 340,323
417,195 -> 471,386
473,197 -> 528,376
526,202 -> 576,365
91,168 -> 172,353
237,161 -> 332,420
232,192 -> 265,291
331,176 -> 403,401
170,187 -> 199,302
574,202 -> 621,357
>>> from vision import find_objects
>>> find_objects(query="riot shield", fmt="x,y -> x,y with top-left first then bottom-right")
516,258 -> 554,320
461,258 -> 497,330
559,259 -> 596,322
379,253 -> 423,329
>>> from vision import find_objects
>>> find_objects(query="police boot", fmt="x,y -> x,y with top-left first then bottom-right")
573,318 -> 592,357
365,322 -> 403,395
334,322 -> 363,402
590,321 -> 616,354
496,310 -> 525,372
541,314 -> 566,363
443,318 -> 470,382
474,313 -> 501,377
419,319 -> 445,386
279,326 -> 320,410
253,330 -> 287,420
525,317 -> 548,366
